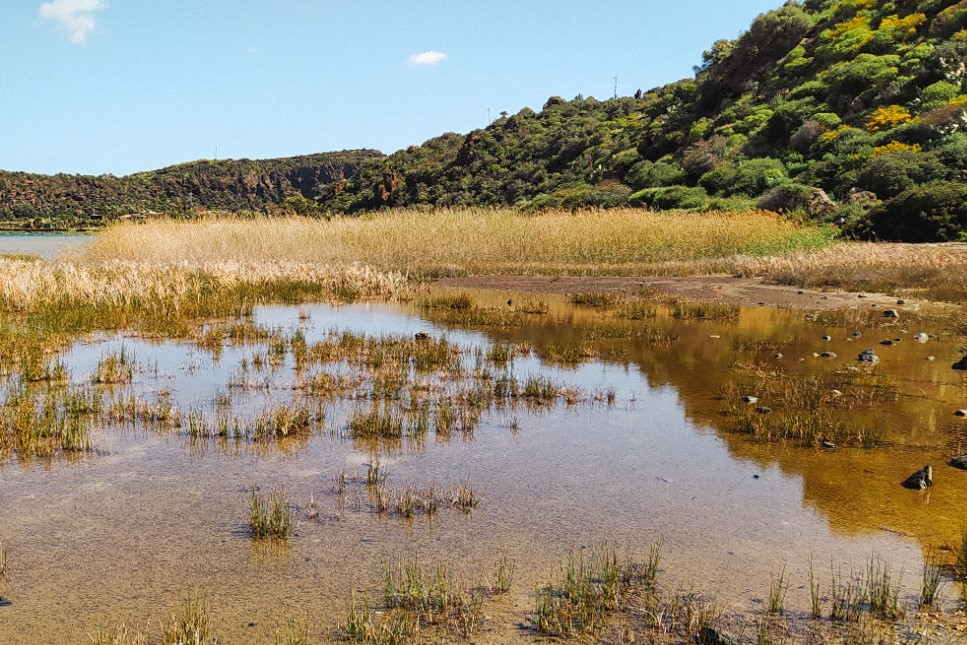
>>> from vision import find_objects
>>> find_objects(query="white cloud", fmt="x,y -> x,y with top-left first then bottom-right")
407,50 -> 447,66
39,0 -> 107,45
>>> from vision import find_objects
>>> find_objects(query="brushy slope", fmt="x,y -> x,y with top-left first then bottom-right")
324,0 -> 966,241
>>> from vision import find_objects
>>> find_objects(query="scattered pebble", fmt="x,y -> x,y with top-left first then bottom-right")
852,331 -> 862,337
956,410 -> 967,418
914,333 -> 929,343
830,390 -> 842,397
821,440 -> 837,449
896,299 -> 905,305
858,349 -> 879,363
880,339 -> 894,346
883,309 -> 899,318
822,335 -> 832,341
858,294 -> 867,299
755,406 -> 772,415
775,352 -> 783,359
820,351 -> 837,358
709,335 -> 721,339
741,395 -> 758,404
927,356 -> 936,361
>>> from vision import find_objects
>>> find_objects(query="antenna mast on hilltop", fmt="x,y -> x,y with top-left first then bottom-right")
613,76 -> 618,99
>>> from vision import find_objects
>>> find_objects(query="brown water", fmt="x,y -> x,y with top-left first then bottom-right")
1,291 -> 965,643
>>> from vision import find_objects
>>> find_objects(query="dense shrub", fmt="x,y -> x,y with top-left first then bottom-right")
863,182 -> 967,241
629,185 -> 708,210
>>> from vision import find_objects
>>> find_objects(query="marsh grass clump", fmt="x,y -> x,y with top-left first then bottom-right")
419,293 -> 473,311
448,480 -> 477,512
161,590 -> 214,645
89,623 -> 148,645
830,566 -> 866,623
250,485 -> 292,540
768,564 -> 788,615
250,403 -> 321,441
672,301 -> 740,321
0,538 -> 7,581
568,292 -> 617,308
919,552 -> 945,610
338,556 -> 485,642
534,544 -> 632,637
92,346 -> 137,385
865,558 -> 903,620
1,383 -> 96,459
957,526 -> 967,581
348,404 -> 405,441
492,553 -> 515,595
273,618 -> 310,645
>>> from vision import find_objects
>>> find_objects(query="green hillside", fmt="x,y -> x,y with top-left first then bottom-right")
325,0 -> 966,241
1,0 -> 965,240
0,150 -> 382,229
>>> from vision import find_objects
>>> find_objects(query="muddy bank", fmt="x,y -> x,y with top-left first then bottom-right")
432,275 -> 907,311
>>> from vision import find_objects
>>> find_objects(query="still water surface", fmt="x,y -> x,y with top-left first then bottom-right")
0,233 -> 91,259
1,293 -> 964,642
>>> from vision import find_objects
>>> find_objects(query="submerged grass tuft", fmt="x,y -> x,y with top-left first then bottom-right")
250,485 -> 292,540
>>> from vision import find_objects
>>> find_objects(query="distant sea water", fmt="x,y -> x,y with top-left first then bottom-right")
0,233 -> 92,259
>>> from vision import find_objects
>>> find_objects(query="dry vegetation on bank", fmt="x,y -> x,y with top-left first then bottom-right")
2,209 -> 966,319
80,209 -> 837,271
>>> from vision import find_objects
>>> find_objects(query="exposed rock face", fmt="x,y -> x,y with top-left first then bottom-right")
846,187 -> 878,204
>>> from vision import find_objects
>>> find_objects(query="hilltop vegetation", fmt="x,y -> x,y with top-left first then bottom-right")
1,0 -> 965,240
0,150 -> 381,229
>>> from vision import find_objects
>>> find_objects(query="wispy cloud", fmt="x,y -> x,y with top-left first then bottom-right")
39,0 -> 107,45
407,50 -> 447,66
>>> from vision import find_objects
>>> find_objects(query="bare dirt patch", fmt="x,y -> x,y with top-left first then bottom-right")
433,275 -> 909,311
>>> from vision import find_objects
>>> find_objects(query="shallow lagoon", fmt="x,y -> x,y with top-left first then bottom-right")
1,291 -> 965,642
0,233 -> 90,259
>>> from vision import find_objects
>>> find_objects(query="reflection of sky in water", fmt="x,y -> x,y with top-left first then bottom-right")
1,300 -> 955,643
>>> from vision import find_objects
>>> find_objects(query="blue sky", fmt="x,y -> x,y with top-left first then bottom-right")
1,1 -> 786,176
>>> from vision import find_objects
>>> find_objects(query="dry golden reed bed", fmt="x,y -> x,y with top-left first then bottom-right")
81,209 -> 836,271
0,259 -> 408,312
2,208 -> 966,311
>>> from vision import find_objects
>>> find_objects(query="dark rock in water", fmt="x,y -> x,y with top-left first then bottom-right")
953,356 -> 967,371
949,455 -> 967,470
699,626 -> 740,645
883,309 -> 899,318
755,406 -> 772,415
858,349 -> 879,362
414,331 -> 431,341
902,464 -> 933,490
